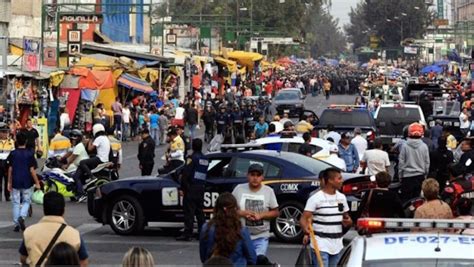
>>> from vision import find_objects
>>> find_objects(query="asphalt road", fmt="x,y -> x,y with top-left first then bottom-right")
0,93 -> 355,266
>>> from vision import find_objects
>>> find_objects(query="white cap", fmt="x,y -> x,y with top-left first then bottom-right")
329,144 -> 339,153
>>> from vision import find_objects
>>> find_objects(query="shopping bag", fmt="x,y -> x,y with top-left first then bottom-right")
295,244 -> 312,267
31,189 -> 44,205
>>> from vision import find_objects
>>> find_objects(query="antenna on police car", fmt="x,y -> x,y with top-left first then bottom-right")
434,231 -> 441,252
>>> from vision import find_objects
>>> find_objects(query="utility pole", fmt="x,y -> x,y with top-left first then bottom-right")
0,36 -> 7,71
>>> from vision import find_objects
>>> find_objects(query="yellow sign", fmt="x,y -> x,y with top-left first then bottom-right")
34,117 -> 48,159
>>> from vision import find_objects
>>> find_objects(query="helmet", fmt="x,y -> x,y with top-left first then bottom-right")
92,123 -> 105,137
408,122 -> 424,138
70,129 -> 83,140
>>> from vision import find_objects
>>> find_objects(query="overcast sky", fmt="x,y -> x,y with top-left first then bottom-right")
329,0 -> 359,29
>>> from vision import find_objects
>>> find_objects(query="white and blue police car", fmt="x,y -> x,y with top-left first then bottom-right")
338,218 -> 474,266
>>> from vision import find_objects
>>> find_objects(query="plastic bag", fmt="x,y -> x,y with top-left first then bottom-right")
32,189 -> 44,205
295,244 -> 312,267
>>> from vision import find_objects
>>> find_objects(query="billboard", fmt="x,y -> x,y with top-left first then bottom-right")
22,37 -> 41,72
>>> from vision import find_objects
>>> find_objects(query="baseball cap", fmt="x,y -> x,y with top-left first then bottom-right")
248,163 -> 264,174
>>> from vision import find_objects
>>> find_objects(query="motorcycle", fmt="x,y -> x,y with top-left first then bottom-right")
40,157 -> 113,202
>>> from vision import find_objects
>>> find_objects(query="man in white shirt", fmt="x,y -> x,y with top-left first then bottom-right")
300,168 -> 352,266
459,108 -> 470,136
322,145 -> 347,171
360,138 -> 390,175
350,128 -> 367,160
324,124 -> 341,145
122,104 -> 131,141
63,130 -> 90,173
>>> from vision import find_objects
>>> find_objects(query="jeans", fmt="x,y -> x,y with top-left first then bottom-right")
310,249 -> 342,267
123,123 -> 130,141
114,115 -> 122,132
12,187 -> 33,225
150,128 -> 159,146
252,237 -> 269,256
74,157 -> 103,194
188,124 -> 197,141
400,175 -> 425,203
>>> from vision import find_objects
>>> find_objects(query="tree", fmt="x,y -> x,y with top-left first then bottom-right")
345,0 -> 434,49
153,0 -> 346,57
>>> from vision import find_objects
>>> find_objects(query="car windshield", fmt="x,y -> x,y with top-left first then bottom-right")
320,110 -> 373,127
275,92 -> 300,101
432,101 -> 461,116
278,153 -> 332,175
364,259 -> 474,267
377,107 -> 421,135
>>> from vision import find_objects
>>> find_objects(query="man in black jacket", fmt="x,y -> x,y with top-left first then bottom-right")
138,128 -> 155,176
184,103 -> 199,141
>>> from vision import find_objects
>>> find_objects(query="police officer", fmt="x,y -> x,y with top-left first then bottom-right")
0,122 -> 14,201
137,128 -> 155,176
216,104 -> 230,135
107,127 -> 122,180
176,138 -> 208,241
231,104 -> 243,140
243,101 -> 255,140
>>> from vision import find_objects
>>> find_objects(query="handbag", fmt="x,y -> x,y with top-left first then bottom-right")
295,244 -> 312,267
35,223 -> 67,267
360,189 -> 374,218
31,189 -> 44,205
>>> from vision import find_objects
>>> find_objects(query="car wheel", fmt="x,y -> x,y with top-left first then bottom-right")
272,201 -> 304,243
108,195 -> 145,235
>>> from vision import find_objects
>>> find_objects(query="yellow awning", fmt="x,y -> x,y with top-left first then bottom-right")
75,56 -> 113,70
214,57 -> 238,73
226,51 -> 264,70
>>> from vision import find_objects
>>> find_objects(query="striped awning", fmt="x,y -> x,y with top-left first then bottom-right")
117,73 -> 154,94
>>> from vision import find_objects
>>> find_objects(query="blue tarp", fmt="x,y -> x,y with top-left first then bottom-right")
421,65 -> 443,74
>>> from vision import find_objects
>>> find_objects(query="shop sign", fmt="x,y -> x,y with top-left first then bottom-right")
404,46 -> 418,55
43,47 -> 57,67
60,14 -> 103,24
22,37 -> 41,72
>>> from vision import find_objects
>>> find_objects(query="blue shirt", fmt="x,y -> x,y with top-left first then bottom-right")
200,223 -> 257,266
149,114 -> 160,129
338,143 -> 359,172
7,148 -> 36,189
254,122 -> 268,138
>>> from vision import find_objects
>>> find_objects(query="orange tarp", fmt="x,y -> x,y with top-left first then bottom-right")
70,67 -> 115,90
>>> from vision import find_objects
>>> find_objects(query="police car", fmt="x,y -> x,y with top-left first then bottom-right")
254,132 -> 331,159
88,150 -> 372,242
338,218 -> 474,266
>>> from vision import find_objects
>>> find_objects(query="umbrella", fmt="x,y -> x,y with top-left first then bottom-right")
421,65 -> 443,74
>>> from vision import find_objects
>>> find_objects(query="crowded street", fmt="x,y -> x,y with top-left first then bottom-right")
0,94 -> 353,266
1,0 -> 474,267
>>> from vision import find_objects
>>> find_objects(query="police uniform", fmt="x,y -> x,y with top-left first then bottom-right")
138,135 -> 155,176
232,109 -> 243,138
108,135 -> 123,180
216,111 -> 231,135
0,136 -> 14,201
180,151 -> 208,239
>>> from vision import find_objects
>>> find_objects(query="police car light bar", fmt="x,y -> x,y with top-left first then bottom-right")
328,105 -> 366,109
358,218 -> 474,230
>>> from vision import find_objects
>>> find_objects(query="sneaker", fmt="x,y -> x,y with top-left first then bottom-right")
77,194 -> 88,203
18,217 -> 26,231
13,225 -> 20,232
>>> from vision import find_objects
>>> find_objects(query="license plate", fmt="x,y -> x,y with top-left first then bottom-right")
392,138 -> 401,143
284,109 -> 290,113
